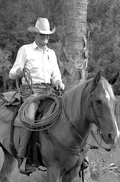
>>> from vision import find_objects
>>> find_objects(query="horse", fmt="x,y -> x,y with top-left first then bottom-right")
0,71 -> 119,182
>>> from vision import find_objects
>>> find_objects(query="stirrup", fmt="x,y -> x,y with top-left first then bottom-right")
19,157 -> 27,172
19,157 -> 36,175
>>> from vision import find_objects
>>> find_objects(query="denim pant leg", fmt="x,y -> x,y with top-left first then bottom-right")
18,128 -> 32,158
18,100 -> 39,158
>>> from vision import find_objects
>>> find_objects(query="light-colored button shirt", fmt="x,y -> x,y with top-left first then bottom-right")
9,42 -> 62,85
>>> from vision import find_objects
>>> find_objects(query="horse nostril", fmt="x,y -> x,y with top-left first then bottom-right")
108,133 -> 114,142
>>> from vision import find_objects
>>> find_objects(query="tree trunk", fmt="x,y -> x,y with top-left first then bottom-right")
54,1 -> 92,181
59,0 -> 88,89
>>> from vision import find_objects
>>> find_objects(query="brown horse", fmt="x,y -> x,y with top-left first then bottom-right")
0,71 -> 119,182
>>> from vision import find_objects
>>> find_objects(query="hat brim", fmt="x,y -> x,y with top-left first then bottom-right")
27,27 -> 56,34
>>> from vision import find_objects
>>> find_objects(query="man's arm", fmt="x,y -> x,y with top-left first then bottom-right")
9,46 -> 26,80
51,51 -> 65,90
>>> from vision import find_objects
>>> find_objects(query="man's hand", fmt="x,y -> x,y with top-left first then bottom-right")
55,80 -> 65,90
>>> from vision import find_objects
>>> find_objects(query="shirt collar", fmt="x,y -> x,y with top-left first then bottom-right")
32,42 -> 49,52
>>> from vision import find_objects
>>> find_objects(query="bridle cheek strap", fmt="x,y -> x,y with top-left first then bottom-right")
89,89 -> 111,152
89,90 -> 101,128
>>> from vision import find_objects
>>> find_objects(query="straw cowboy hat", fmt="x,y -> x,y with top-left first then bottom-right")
27,18 -> 56,34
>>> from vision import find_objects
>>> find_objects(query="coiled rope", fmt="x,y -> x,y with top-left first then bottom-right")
16,67 -> 62,131
18,94 -> 62,131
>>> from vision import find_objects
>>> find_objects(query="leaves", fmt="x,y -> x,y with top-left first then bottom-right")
87,0 -> 120,94
0,0 -> 120,93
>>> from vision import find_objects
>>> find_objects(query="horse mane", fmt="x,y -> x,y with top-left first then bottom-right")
62,81 -> 90,122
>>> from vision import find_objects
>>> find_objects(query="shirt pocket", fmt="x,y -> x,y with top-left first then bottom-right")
25,59 -> 38,69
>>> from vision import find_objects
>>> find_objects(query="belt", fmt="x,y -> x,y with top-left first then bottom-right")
21,83 -> 51,90
32,83 -> 51,90
33,83 -> 51,87
19,83 -> 52,97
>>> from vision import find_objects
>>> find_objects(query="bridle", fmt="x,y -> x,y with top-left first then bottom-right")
89,83 -> 112,152
89,85 -> 101,128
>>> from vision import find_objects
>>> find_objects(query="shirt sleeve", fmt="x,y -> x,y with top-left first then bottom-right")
51,50 -> 62,84
9,46 -> 26,80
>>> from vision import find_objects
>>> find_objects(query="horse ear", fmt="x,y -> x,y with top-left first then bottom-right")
91,71 -> 101,91
93,71 -> 101,86
108,72 -> 119,85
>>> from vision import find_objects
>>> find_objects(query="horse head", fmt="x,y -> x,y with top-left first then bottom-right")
86,71 -> 120,147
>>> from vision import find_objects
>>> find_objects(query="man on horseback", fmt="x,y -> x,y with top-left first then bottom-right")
9,17 -> 65,174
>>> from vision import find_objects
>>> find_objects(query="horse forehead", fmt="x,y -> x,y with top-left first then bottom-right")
95,81 -> 114,101
104,88 -> 111,100
100,80 -> 115,101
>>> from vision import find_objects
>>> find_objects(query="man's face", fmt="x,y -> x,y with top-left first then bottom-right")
35,33 -> 49,47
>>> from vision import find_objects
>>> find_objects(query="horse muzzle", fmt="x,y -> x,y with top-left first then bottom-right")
91,125 -> 119,151
102,129 -> 120,146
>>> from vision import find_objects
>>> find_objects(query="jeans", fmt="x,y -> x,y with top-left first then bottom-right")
18,93 -> 39,158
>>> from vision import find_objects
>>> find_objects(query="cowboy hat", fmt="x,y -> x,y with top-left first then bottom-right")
27,18 -> 56,34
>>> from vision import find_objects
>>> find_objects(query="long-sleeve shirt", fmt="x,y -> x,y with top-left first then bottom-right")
9,42 -> 62,85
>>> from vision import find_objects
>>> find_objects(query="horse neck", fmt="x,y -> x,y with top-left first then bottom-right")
62,83 -> 91,139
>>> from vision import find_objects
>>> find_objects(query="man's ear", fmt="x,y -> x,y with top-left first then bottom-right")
108,72 -> 119,85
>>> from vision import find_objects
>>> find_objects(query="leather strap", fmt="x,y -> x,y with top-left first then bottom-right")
9,105 -> 21,158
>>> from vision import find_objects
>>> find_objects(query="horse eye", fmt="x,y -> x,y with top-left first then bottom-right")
96,100 -> 102,104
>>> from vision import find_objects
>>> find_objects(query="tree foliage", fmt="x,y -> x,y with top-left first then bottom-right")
0,0 -> 120,93
87,0 -> 120,94
0,0 -> 51,91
